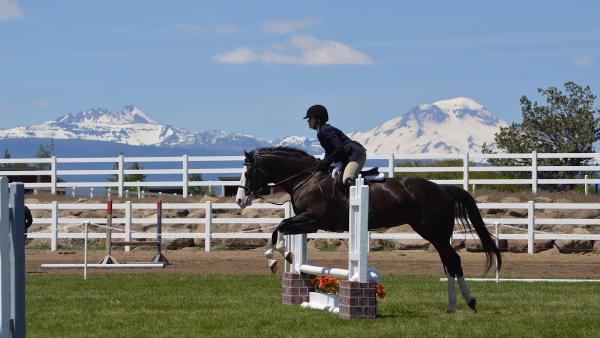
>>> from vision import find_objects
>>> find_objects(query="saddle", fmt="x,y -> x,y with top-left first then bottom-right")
360,167 -> 386,182
331,166 -> 386,185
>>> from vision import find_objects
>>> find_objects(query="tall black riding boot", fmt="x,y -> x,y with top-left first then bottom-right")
344,177 -> 356,195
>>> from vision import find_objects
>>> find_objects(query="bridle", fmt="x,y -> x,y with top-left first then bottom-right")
239,154 -> 313,199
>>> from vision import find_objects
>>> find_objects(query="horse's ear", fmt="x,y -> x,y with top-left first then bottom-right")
243,150 -> 252,163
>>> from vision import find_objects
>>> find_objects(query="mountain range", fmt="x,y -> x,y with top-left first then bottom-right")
0,98 -> 506,158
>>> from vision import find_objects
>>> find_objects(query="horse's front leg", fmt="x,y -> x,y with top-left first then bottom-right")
265,212 -> 318,273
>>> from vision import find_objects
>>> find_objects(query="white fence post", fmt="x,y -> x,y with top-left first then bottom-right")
204,201 -> 212,252
51,156 -> 57,195
348,175 -> 369,282
388,153 -> 395,178
137,181 -> 141,199
284,202 -> 307,274
584,174 -> 589,196
125,201 -> 132,253
532,151 -> 538,194
118,155 -> 124,198
527,200 -> 535,254
463,153 -> 469,191
182,155 -> 189,198
51,201 -> 58,251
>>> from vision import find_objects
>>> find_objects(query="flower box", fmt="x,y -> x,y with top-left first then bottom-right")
301,292 -> 340,313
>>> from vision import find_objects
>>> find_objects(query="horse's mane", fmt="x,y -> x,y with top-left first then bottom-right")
255,146 -> 314,160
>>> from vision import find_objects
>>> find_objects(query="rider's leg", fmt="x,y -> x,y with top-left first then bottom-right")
342,151 -> 367,193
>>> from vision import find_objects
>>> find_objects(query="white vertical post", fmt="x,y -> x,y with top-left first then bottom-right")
182,155 -> 189,198
84,221 -> 88,280
527,200 -> 535,254
388,153 -> 395,178
284,202 -> 307,274
71,187 -> 76,198
51,156 -> 57,195
51,201 -> 58,251
531,151 -> 538,194
348,175 -> 369,282
125,201 -> 132,253
462,153 -> 469,190
204,201 -> 212,252
584,174 -> 589,196
90,188 -> 94,199
0,177 -> 10,338
118,155 -> 124,198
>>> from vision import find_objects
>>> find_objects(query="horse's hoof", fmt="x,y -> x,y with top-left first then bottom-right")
284,251 -> 293,264
467,298 -> 477,312
446,309 -> 456,314
268,259 -> 277,273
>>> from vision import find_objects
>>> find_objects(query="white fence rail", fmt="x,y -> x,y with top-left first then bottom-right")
3,152 -> 600,197
25,201 -> 600,254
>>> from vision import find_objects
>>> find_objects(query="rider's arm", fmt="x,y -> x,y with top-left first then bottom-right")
319,127 -> 345,166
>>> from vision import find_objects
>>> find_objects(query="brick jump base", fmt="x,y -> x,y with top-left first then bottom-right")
339,280 -> 378,319
282,272 -> 315,305
282,272 -> 378,319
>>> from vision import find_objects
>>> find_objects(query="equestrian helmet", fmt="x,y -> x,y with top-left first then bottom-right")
303,104 -> 329,123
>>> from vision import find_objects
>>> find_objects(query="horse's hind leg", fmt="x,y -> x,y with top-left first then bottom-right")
443,265 -> 458,313
435,240 -> 477,312
457,275 -> 476,312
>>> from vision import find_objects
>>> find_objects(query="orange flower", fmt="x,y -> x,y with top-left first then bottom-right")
375,284 -> 385,299
314,275 -> 340,294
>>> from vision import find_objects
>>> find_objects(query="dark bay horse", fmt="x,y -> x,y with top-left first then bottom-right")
236,147 -> 501,313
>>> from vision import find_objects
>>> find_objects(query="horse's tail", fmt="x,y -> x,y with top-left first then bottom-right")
443,185 -> 502,272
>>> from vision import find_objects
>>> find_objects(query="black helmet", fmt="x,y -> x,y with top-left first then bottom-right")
303,104 -> 329,123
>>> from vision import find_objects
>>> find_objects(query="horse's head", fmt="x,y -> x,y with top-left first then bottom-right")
236,150 -> 271,208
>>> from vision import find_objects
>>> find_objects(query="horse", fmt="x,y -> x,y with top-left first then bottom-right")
236,147 -> 501,313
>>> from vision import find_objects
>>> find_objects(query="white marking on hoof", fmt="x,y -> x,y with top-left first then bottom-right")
268,259 -> 277,273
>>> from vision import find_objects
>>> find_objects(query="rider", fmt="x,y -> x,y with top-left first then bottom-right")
303,104 -> 367,193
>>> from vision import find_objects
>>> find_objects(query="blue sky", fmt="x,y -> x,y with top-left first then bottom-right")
1,0 -> 599,139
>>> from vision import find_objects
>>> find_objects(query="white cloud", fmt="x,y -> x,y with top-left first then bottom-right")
213,48 -> 258,64
572,55 -> 593,66
261,17 -> 318,34
215,24 -> 239,34
0,0 -> 23,21
213,35 -> 373,65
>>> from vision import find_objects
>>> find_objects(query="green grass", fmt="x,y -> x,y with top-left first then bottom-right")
27,274 -> 600,338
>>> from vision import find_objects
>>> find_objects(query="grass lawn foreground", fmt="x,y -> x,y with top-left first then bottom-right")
27,274 -> 600,337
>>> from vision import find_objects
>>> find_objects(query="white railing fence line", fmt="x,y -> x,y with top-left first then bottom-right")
3,151 -> 600,198
24,201 -> 600,254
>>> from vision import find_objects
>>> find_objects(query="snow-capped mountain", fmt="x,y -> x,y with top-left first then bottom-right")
0,106 -> 270,150
273,135 -> 322,153
0,98 -> 505,157
349,97 -> 506,154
